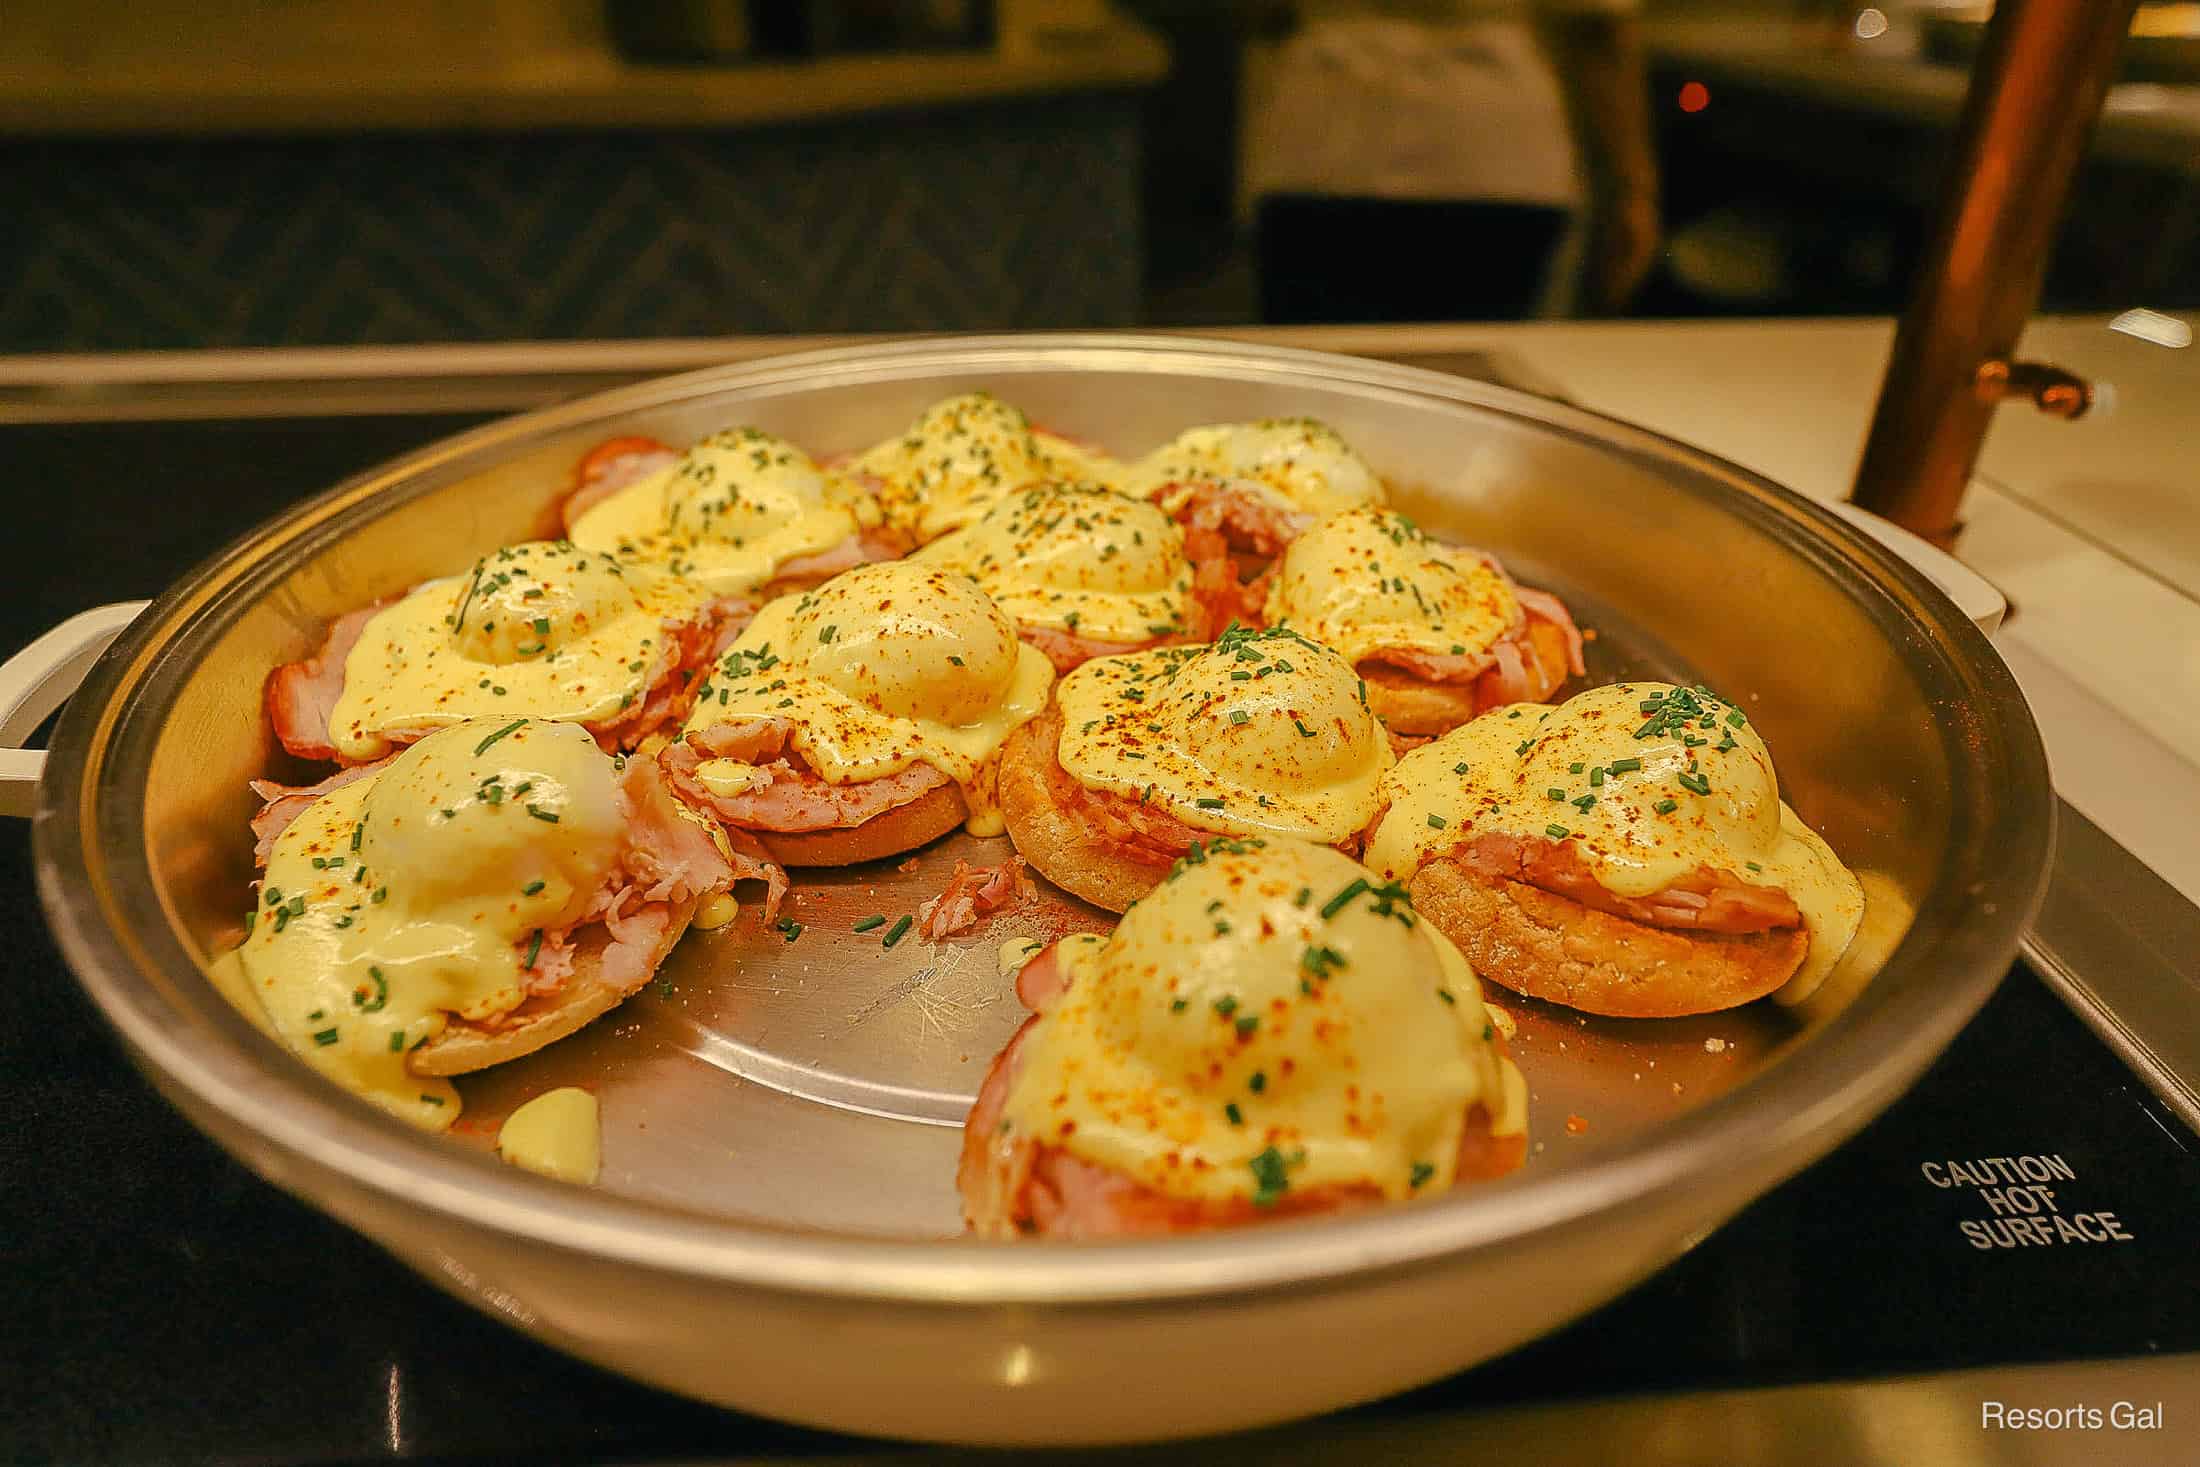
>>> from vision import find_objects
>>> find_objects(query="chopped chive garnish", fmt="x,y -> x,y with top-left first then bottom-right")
852,915 -> 887,932
1235,1014 -> 1259,1036
1515,740 -> 1533,756
1410,1161 -> 1436,1189
1225,1102 -> 1244,1125
1437,988 -> 1457,1005
353,968 -> 388,1012
1228,709 -> 1249,726
1610,757 -> 1642,773
1728,709 -> 1747,727
1212,996 -> 1238,1017
1249,1071 -> 1267,1093
1654,798 -> 1679,814
777,918 -> 804,942
1195,796 -> 1225,809
526,805 -> 560,823
1453,762 -> 1470,776
1746,860 -> 1763,872
420,1094 -> 444,1106
1293,718 -> 1315,738
882,914 -> 914,949
1545,823 -> 1571,839
312,1027 -> 340,1047
389,1031 -> 406,1052
474,719 -> 527,756
1170,998 -> 1189,1013
522,879 -> 545,896
531,617 -> 550,635
1301,944 -> 1346,978
1320,878 -> 1370,920
1678,772 -> 1712,796
523,929 -> 544,969
1589,766 -> 1606,787
1249,1146 -> 1295,1207
1426,813 -> 1447,829
1293,887 -> 1311,907
1547,787 -> 1565,801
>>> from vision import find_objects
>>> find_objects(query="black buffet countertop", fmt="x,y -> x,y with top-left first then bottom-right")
5,414 -> 2197,1465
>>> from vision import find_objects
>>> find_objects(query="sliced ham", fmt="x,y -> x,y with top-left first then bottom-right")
916,857 -> 1034,943
661,719 -> 952,833
1183,524 -> 1270,634
247,756 -> 397,866
1455,831 -> 1801,935
1516,585 -> 1587,679
262,604 -> 386,763
1017,624 -> 1170,674
772,524 -> 911,585
1157,478 -> 1316,557
559,435 -> 677,533
1032,707 -> 1208,869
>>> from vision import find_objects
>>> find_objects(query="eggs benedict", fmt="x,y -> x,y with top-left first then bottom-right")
959,836 -> 1527,1237
231,718 -> 738,1130
565,425 -> 905,596
914,480 -> 1217,671
267,539 -> 741,765
662,559 -> 1055,866
1261,508 -> 1584,736
1126,417 -> 1386,558
998,623 -> 1394,912
1364,683 -> 1866,1016
849,392 -> 1104,544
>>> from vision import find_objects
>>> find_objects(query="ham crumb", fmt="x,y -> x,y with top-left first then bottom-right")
916,858 -> 1036,943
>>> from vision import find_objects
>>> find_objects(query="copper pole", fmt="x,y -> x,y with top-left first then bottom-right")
1850,0 -> 2137,549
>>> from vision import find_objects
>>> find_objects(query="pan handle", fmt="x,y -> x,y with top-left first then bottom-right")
0,601 -> 152,819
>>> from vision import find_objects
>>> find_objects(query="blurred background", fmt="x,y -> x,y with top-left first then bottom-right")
3,0 -> 2197,349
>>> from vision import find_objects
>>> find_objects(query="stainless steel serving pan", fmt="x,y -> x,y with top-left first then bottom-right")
9,335 -> 2050,1445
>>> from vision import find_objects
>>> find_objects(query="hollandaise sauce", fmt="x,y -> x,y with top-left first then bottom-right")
328,540 -> 715,762
1053,624 -> 1393,843
916,481 -> 1194,643
1128,418 -> 1385,520
233,719 -> 628,1129
568,427 -> 875,594
998,838 -> 1525,1203
1266,508 -> 1520,666
855,392 -> 1078,543
680,561 -> 1053,814
1368,683 -> 1865,1000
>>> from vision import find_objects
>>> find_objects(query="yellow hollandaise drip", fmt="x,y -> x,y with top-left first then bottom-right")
997,838 -> 1524,1205
1127,418 -> 1387,520
1368,682 -> 1865,1001
231,720 -> 627,1129
568,426 -> 876,595
1265,507 -> 1521,667
915,480 -> 1195,645
678,561 -> 1054,803
1052,623 -> 1392,844
328,540 -> 716,763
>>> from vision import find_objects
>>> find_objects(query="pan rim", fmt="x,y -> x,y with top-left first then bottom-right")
34,331 -> 2052,1306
